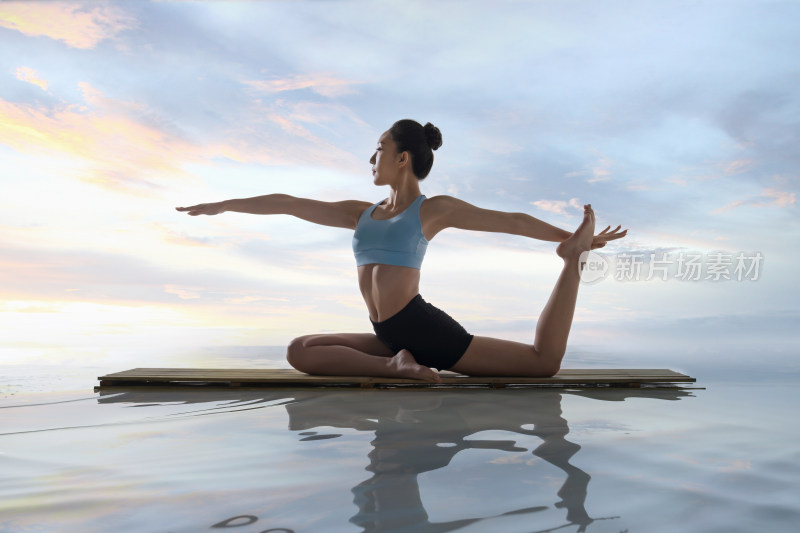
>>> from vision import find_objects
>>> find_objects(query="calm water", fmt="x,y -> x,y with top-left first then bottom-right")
1,363 -> 799,533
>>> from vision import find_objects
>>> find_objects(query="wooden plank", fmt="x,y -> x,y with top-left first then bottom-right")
97,368 -> 696,388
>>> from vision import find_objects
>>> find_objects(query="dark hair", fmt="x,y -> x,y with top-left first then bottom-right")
389,119 -> 442,180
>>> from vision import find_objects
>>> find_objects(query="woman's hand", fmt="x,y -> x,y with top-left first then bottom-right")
590,225 -> 627,249
175,202 -> 226,216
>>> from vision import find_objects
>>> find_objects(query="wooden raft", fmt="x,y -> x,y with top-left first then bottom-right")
97,368 -> 695,389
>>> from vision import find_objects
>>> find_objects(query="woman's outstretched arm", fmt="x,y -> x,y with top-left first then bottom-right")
425,195 -> 626,247
176,194 -> 371,230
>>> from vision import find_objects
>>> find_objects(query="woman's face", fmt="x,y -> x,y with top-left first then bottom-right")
369,131 -> 399,185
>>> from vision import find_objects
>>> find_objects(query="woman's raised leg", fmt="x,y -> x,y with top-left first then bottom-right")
287,333 -> 441,382
450,205 -> 596,377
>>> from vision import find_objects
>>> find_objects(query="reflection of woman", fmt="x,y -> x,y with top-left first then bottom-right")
285,388 -> 645,533
342,390 -> 594,532
178,119 -> 626,381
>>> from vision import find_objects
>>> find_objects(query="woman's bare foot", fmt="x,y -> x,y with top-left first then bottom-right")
388,349 -> 442,383
556,204 -> 596,262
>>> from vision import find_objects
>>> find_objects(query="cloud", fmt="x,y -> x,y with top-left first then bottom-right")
0,1 -> 136,49
588,160 -> 613,183
530,197 -> 582,216
564,150 -> 615,184
243,74 -> 359,98
164,285 -> 202,300
0,85 -> 199,194
724,158 -> 755,175
0,80 -> 358,195
0,240 -> 279,306
149,222 -> 214,248
231,97 -> 367,172
762,187 -> 797,207
15,66 -> 48,91
283,101 -> 370,130
712,187 -> 796,213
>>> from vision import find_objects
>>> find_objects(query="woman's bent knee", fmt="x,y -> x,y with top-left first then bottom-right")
533,361 -> 561,378
286,336 -> 312,372
531,348 -> 562,378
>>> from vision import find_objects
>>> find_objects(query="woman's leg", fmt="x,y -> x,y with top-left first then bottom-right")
287,332 -> 441,382
450,205 -> 596,377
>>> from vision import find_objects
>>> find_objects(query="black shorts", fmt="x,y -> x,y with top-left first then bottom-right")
370,294 -> 474,370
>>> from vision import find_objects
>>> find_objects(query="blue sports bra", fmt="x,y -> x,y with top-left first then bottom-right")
352,195 -> 429,269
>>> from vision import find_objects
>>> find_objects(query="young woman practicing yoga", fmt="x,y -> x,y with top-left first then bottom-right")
177,119 -> 627,382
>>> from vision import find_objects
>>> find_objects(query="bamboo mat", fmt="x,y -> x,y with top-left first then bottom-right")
97,368 -> 695,389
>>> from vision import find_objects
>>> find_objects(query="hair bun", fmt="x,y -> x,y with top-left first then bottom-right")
423,122 -> 442,151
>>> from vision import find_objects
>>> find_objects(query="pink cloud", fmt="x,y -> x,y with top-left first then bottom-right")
723,158 -> 754,175
15,66 -> 49,91
164,285 -> 202,300
0,86 -> 200,194
0,81 -> 362,194
761,187 -> 796,207
530,197 -> 582,215
712,187 -> 796,213
244,74 -> 359,98
587,150 -> 614,183
0,2 -> 136,49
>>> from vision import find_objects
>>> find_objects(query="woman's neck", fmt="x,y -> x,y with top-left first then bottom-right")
385,176 -> 422,210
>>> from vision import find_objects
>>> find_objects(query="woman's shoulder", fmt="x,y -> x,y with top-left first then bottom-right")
422,194 -> 459,206
418,195 -> 470,239
419,195 -> 465,223
422,194 -> 469,213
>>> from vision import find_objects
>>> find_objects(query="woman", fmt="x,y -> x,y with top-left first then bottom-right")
177,119 -> 626,382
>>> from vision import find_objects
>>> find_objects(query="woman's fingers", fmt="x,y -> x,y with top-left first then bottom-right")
592,226 -> 628,244
594,225 -> 625,240
176,203 -> 216,216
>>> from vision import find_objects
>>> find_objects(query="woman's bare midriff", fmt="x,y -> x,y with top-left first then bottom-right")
357,264 -> 421,322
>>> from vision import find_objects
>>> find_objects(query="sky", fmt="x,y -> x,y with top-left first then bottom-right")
1,0 -> 798,370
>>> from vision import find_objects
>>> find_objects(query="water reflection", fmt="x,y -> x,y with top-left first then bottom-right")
98,386 -> 692,532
